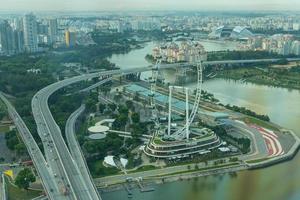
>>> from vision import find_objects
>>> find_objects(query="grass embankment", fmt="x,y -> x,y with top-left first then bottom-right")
217,66 -> 300,90
246,158 -> 270,164
243,116 -> 279,131
153,162 -> 240,177
5,177 -> 41,200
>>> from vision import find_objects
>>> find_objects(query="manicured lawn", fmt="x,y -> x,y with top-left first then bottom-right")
88,160 -> 120,178
6,177 -> 42,200
153,137 -> 163,145
0,125 -> 9,133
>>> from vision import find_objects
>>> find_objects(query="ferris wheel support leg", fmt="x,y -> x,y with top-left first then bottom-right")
185,88 -> 189,140
168,86 -> 172,136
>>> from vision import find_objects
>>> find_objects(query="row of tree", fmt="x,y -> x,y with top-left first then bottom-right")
224,104 -> 270,121
5,130 -> 26,156
213,126 -> 251,154
207,50 -> 297,61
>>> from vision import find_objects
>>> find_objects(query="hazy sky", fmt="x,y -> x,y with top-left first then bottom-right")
1,0 -> 300,11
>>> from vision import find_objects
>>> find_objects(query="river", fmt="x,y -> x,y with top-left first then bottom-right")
104,41 -> 300,200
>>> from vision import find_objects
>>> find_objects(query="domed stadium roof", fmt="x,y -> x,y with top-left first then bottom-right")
209,26 -> 253,39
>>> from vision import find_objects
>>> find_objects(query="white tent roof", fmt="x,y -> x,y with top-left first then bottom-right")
104,156 -> 116,167
120,158 -> 128,168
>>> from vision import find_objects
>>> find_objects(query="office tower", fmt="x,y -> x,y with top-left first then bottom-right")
48,19 -> 58,44
23,13 -> 38,52
65,30 -> 76,47
0,20 -> 14,55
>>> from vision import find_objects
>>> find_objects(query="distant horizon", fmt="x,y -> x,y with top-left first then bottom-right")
0,0 -> 300,13
0,9 -> 299,15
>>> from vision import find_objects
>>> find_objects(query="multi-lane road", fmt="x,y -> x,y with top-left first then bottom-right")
65,105 -> 101,199
32,86 -> 99,200
0,92 -> 66,199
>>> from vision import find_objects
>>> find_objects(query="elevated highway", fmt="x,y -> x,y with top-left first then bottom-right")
65,105 -> 101,199
32,88 -> 98,199
0,93 -> 66,200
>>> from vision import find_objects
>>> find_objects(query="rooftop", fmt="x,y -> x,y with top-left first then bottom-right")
88,125 -> 110,133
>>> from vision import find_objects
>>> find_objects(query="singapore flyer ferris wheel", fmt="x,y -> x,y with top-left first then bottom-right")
143,42 -> 224,160
149,41 -> 205,140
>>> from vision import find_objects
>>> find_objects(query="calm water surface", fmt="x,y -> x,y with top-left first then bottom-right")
105,41 -> 300,200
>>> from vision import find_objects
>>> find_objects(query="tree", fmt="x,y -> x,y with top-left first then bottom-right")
112,113 -> 128,130
5,130 -> 19,150
125,100 -> 134,111
130,122 -> 147,145
85,98 -> 97,112
15,168 -> 36,190
98,103 -> 106,113
100,86 -> 111,96
131,112 -> 140,124
108,103 -> 117,112
277,58 -> 288,65
118,105 -> 129,116
0,110 -> 6,120
15,143 -> 26,156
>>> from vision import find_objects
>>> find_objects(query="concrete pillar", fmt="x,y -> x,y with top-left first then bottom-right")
168,86 -> 172,136
185,88 -> 189,140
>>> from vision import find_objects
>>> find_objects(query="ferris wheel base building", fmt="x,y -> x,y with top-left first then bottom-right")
144,128 -> 222,159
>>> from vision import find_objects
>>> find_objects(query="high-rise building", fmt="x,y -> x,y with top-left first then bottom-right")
65,30 -> 76,47
117,21 -> 132,33
291,41 -> 300,55
0,20 -> 15,55
12,18 -> 23,31
23,13 -> 38,52
48,19 -> 58,44
13,30 -> 24,53
37,22 -> 48,35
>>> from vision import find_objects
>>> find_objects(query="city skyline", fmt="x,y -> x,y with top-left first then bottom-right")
1,0 -> 300,12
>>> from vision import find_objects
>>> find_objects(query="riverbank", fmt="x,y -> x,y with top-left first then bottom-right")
215,66 -> 300,90
99,164 -> 247,194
